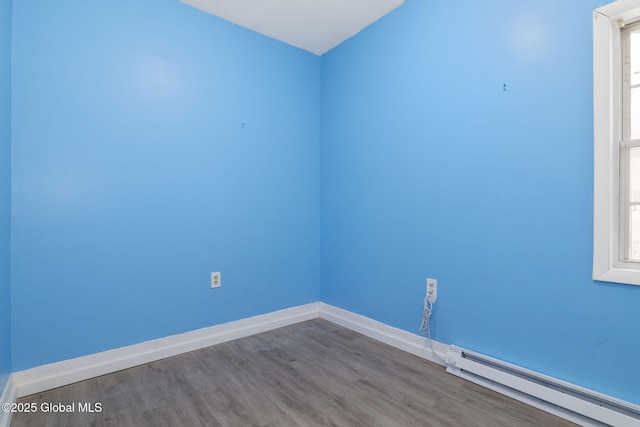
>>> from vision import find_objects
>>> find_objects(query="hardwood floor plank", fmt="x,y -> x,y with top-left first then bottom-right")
11,319 -> 577,427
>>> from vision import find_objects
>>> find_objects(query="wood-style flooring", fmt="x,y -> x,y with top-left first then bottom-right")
11,319 -> 576,426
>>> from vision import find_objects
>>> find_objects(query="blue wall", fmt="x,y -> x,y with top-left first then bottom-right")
321,0 -> 640,405
11,0 -> 321,370
7,0 -> 640,408
0,0 -> 11,394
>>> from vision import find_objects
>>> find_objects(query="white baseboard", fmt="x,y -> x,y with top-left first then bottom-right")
7,301 -> 638,427
11,302 -> 446,400
13,303 -> 320,398
319,303 -> 448,366
0,375 -> 16,427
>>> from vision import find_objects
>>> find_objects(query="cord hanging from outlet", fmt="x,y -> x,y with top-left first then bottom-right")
420,284 -> 447,365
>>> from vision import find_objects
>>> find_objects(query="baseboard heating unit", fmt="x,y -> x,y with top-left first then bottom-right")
445,346 -> 640,427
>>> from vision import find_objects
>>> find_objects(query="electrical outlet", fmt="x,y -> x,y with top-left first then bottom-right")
426,278 -> 437,303
211,272 -> 221,288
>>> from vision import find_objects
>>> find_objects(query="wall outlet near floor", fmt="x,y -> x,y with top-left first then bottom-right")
426,278 -> 437,303
211,272 -> 221,288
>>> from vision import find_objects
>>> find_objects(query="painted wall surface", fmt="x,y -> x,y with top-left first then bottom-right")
11,0 -> 321,370
321,0 -> 640,404
0,0 -> 11,392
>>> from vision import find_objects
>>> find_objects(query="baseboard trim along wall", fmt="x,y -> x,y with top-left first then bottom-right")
12,303 -> 321,398
6,302 -> 640,426
0,375 -> 16,427
318,303 -> 448,366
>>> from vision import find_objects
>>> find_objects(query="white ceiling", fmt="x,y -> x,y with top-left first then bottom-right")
180,0 -> 405,56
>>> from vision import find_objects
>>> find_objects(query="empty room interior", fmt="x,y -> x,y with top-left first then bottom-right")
1,0 -> 640,425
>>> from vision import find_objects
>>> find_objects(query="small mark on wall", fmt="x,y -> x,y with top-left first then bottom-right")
503,83 -> 507,92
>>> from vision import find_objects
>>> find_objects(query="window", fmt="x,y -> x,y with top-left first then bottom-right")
593,0 -> 640,285
621,22 -> 640,261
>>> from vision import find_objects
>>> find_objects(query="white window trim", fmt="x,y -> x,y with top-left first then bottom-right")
593,0 -> 640,285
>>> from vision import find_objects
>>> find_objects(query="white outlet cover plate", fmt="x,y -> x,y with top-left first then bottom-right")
211,272 -> 221,288
426,278 -> 437,302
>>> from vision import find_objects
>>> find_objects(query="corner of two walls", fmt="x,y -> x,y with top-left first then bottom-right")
8,0 -> 640,409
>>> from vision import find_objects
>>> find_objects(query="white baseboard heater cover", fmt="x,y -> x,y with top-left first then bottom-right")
445,346 -> 640,427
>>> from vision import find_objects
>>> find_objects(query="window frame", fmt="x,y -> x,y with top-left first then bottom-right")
593,0 -> 640,286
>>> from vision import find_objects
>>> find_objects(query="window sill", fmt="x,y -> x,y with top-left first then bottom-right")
593,266 -> 640,286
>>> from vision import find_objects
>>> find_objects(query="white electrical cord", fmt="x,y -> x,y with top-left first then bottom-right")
419,296 -> 447,364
